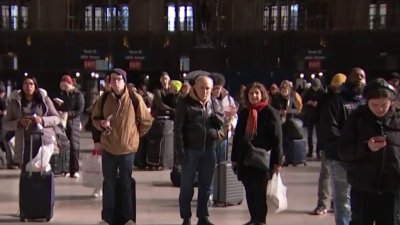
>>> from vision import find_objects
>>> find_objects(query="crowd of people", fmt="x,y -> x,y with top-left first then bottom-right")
0,67 -> 400,225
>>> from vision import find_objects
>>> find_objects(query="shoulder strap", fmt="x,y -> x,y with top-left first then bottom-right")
128,90 -> 140,112
100,90 -> 140,117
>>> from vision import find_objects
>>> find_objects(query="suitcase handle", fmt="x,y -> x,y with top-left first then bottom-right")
22,130 -> 45,176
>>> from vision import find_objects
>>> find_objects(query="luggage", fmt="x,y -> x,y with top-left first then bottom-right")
50,148 -> 70,175
212,161 -> 244,206
0,150 -> 6,169
282,118 -> 303,140
170,164 -> 181,187
133,137 -> 147,169
146,117 -> 174,169
212,137 -> 243,206
113,177 -> 136,225
283,138 -> 307,166
19,131 -> 55,222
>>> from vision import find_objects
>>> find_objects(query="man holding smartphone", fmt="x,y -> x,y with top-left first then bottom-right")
338,78 -> 400,225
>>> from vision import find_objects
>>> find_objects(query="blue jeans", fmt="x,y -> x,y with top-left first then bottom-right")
326,159 -> 351,225
101,150 -> 135,224
179,148 -> 216,219
317,152 -> 331,208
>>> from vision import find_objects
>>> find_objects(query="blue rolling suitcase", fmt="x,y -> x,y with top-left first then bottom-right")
283,138 -> 307,166
19,132 -> 55,222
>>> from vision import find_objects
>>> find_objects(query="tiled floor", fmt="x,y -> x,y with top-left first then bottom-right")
0,132 -> 335,225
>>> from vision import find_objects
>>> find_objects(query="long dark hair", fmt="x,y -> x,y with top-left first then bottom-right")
21,75 -> 43,107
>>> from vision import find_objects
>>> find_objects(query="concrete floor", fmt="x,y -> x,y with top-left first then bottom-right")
0,132 -> 335,225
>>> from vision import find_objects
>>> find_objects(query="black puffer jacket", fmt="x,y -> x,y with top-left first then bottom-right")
174,94 -> 224,157
231,105 -> 283,180
338,105 -> 400,193
57,89 -> 85,151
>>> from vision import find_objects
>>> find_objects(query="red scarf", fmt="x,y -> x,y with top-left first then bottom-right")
245,101 -> 269,139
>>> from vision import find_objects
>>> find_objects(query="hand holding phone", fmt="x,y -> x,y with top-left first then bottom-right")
368,135 -> 387,152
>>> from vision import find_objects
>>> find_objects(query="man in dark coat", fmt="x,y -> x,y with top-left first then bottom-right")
319,67 -> 366,225
175,75 -> 224,225
303,78 -> 326,159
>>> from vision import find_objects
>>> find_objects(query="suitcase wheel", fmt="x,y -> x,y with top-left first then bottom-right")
46,217 -> 51,222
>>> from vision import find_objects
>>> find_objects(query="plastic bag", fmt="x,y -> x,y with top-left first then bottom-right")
25,144 -> 54,172
82,154 -> 103,188
266,173 -> 288,213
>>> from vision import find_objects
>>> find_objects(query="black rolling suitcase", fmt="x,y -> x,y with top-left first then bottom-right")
19,131 -> 55,222
113,177 -> 136,225
283,138 -> 307,166
146,117 -> 174,169
212,137 -> 243,206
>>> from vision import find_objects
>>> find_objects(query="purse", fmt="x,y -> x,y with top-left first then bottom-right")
243,141 -> 270,171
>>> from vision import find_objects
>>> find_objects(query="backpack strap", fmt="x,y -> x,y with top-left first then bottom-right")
99,90 -> 139,118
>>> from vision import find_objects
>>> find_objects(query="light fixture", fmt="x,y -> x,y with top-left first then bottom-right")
318,72 -> 323,77
95,73 -> 99,79
75,72 -> 80,77
183,73 -> 187,78
145,75 -> 149,79
299,73 -> 304,79
91,72 -> 95,77
24,72 -> 28,76
311,74 -> 316,79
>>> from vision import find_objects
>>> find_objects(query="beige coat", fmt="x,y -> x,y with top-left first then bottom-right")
91,88 -> 153,155
3,89 -> 60,164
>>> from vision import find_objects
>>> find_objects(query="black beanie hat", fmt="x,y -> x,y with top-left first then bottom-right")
363,78 -> 396,100
112,68 -> 127,83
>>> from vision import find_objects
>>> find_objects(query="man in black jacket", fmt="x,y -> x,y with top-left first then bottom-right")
303,78 -> 326,159
319,67 -> 366,225
175,75 -> 224,225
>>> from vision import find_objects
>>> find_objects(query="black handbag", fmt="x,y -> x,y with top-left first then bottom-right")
243,142 -> 270,171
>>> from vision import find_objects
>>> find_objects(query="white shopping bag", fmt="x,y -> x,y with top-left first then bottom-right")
82,154 -> 103,188
25,144 -> 54,172
266,173 -> 288,213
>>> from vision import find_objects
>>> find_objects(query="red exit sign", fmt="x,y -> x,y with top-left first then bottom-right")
129,60 -> 141,70
84,60 -> 95,69
308,60 -> 321,70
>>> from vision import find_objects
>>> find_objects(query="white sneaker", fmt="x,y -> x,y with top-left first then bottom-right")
124,220 -> 136,225
92,188 -> 103,198
98,220 -> 109,225
72,172 -> 80,179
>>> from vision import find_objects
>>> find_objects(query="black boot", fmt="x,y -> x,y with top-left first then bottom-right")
197,217 -> 215,225
182,218 -> 191,225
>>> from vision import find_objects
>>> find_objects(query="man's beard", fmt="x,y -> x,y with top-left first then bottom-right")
351,83 -> 365,95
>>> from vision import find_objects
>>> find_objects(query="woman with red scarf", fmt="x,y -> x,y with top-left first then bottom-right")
231,82 -> 283,225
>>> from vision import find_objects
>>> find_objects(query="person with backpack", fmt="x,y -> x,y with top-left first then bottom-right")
338,78 -> 400,225
92,68 -> 153,225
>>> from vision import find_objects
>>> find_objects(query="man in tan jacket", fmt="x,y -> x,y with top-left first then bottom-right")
92,68 -> 153,225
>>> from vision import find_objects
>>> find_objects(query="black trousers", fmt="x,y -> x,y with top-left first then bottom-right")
306,118 -> 320,154
350,188 -> 400,225
66,126 -> 80,175
241,170 -> 269,223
